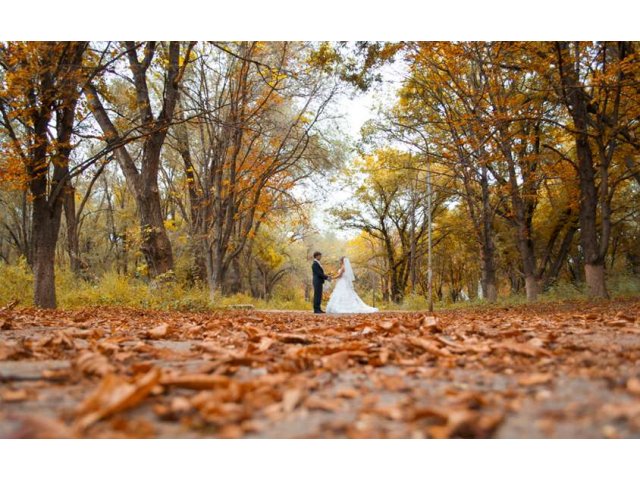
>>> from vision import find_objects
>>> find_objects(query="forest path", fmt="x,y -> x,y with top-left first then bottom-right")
1,300 -> 639,438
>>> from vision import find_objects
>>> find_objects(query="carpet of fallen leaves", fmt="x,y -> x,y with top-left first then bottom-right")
1,299 -> 640,438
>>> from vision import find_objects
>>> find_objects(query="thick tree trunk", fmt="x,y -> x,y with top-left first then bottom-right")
576,136 -> 609,298
480,166 -> 498,303
556,42 -> 609,299
585,263 -> 607,298
31,190 -> 64,309
137,186 -> 174,277
480,243 -> 498,303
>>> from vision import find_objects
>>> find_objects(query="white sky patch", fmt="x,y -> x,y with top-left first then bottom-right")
309,60 -> 408,240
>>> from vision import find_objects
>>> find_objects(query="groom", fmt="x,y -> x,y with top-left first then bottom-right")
311,251 -> 330,313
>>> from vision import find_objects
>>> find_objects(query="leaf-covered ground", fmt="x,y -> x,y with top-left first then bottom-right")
1,299 -> 640,438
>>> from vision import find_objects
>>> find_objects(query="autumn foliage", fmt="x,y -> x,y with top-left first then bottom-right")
1,300 -> 640,438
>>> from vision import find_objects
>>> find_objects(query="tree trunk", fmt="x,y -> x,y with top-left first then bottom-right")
518,233 -> 539,301
31,187 -> 64,309
84,41 -> 195,279
480,166 -> 498,303
137,185 -> 174,277
480,246 -> 498,303
63,185 -> 81,274
585,263 -> 607,298
555,42 -> 609,299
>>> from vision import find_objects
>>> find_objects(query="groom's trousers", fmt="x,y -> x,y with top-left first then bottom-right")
312,281 -> 323,312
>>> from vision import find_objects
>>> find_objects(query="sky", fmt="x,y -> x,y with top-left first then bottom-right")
309,60 -> 408,240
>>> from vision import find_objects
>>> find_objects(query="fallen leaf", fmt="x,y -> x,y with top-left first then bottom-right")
374,374 -> 407,391
74,350 -> 115,377
321,351 -> 351,370
8,414 -> 76,439
146,323 -> 169,339
170,396 -> 192,414
75,368 -> 161,430
492,340 -> 551,357
0,340 -> 26,361
160,373 -> 231,390
615,312 -> 635,322
406,337 -> 452,357
276,333 -> 314,345
380,319 -> 398,331
304,396 -> 343,412
518,373 -> 553,386
626,377 -> 640,396
335,387 -> 360,399
2,389 -> 29,402
282,388 -> 304,413
422,316 -> 441,332
256,337 -> 275,352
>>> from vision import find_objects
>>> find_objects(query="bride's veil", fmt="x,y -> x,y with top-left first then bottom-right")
343,257 -> 356,283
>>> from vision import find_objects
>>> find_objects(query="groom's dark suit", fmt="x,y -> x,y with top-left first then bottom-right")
312,259 -> 329,313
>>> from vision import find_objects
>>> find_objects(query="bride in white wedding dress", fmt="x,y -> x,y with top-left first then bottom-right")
326,257 -> 378,314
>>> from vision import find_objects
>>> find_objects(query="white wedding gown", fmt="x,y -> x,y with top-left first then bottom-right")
326,258 -> 379,314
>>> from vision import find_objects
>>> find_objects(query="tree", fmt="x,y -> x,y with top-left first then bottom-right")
84,41 -> 195,278
549,41 -> 636,298
332,149 -> 449,303
0,42 -> 89,307
174,42 -> 337,299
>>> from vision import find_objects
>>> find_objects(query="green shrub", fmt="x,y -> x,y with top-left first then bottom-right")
2,260 -> 638,312
609,275 -> 640,297
399,293 -> 432,311
0,257 -> 33,306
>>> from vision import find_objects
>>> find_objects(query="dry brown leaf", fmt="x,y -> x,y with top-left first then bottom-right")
170,396 -> 192,414
606,319 -> 629,327
434,334 -> 471,353
8,414 -> 76,439
276,333 -> 314,345
217,424 -> 244,438
626,377 -> 640,396
615,312 -> 635,322
335,387 -> 360,399
601,402 -> 640,420
97,339 -> 121,355
518,372 -> 553,386
492,340 -> 551,357
75,368 -> 161,430
0,340 -> 25,361
42,369 -> 71,381
160,373 -> 231,390
197,342 -> 243,358
0,299 -> 19,312
380,319 -> 398,331
304,396 -> 343,412
367,404 -> 404,421
74,350 -> 115,377
2,389 -> 29,402
146,323 -> 169,339
282,388 -> 305,413
256,336 -> 275,352
407,336 -> 452,357
321,351 -> 351,370
374,374 -> 407,391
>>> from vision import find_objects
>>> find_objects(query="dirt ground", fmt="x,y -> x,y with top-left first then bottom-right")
1,299 -> 639,438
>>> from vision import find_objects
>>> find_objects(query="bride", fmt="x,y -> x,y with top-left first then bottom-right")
326,257 -> 379,314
